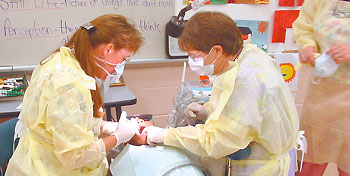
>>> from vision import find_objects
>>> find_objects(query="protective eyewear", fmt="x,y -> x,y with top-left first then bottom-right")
188,48 -> 214,62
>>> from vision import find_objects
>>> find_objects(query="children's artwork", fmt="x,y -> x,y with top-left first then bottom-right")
211,0 -> 227,4
279,0 -> 294,7
185,0 -> 268,5
278,0 -> 304,7
234,20 -> 269,52
272,10 -> 300,43
234,0 -> 269,4
274,53 -> 299,92
298,0 -> 304,6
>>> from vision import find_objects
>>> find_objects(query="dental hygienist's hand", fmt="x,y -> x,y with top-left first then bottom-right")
102,121 -> 118,134
142,126 -> 168,145
111,111 -> 139,147
184,102 -> 208,121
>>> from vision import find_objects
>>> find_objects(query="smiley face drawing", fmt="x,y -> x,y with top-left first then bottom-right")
280,63 -> 296,83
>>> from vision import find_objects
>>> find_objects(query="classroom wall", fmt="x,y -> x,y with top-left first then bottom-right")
120,61 -> 312,117
176,0 -> 300,53
121,60 -> 198,116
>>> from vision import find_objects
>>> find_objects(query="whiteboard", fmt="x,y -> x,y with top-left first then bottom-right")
0,0 -> 175,66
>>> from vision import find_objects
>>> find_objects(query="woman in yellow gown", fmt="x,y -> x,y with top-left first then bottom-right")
293,0 -> 350,175
6,14 -> 142,176
143,11 -> 299,176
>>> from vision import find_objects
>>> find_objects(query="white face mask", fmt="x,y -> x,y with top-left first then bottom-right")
95,76 -> 107,97
95,56 -> 127,93
312,50 -> 339,84
188,48 -> 217,76
114,61 -> 126,80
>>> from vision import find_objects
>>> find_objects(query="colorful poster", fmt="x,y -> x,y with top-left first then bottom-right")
211,0 -> 227,4
185,0 -> 268,5
234,20 -> 269,52
235,0 -> 269,4
274,53 -> 300,93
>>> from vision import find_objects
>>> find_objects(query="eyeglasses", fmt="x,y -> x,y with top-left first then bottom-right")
188,48 -> 214,61
331,0 -> 350,18
124,57 -> 131,62
189,52 -> 204,61
120,57 -> 131,64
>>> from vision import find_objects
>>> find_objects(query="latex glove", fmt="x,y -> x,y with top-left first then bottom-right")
102,121 -> 118,134
184,102 -> 208,121
112,111 -> 138,147
142,126 -> 168,145
128,118 -> 140,135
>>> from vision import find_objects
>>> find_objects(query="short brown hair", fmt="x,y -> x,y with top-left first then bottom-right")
178,11 -> 242,56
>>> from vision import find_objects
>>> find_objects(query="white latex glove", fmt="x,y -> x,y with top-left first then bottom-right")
112,111 -> 138,147
184,102 -> 208,121
128,118 -> 140,135
142,126 -> 168,145
102,121 -> 118,134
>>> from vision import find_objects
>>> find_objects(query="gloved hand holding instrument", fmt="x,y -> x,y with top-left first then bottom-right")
111,111 -> 139,147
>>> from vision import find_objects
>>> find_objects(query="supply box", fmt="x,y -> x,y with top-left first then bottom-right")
0,70 -> 28,98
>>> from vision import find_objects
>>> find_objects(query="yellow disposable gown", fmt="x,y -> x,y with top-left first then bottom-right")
6,47 -> 108,176
293,0 -> 350,172
164,44 -> 299,176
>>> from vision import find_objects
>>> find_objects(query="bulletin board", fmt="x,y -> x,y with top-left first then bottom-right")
0,0 -> 175,66
183,0 -> 302,53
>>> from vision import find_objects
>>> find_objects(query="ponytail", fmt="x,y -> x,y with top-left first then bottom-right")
65,28 -> 104,118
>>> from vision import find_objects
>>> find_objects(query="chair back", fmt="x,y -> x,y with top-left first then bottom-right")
0,118 -> 19,167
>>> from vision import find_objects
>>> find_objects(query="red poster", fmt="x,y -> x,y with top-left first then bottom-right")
298,0 -> 304,6
279,0 -> 294,7
272,10 -> 300,43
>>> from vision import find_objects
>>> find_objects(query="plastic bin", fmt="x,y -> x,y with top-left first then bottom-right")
0,66 -> 28,98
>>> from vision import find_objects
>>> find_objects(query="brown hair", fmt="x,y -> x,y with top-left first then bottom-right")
61,14 -> 142,118
178,11 -> 242,56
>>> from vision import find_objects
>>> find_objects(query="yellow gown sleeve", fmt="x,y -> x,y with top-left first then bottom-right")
164,83 -> 257,159
164,119 -> 253,159
46,71 -> 106,170
164,86 -> 298,159
292,0 -> 320,50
